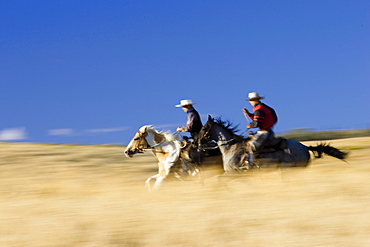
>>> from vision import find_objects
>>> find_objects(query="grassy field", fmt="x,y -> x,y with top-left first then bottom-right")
0,137 -> 369,246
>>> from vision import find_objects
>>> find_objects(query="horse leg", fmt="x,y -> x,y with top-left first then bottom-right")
185,159 -> 203,183
152,176 -> 165,190
145,174 -> 160,191
191,166 -> 204,186
149,161 -> 172,191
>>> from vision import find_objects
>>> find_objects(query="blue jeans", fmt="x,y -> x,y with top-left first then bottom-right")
248,130 -> 274,165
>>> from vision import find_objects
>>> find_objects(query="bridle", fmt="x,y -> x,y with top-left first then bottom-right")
131,131 -> 149,153
198,121 -> 238,149
197,123 -> 214,150
133,130 -> 168,152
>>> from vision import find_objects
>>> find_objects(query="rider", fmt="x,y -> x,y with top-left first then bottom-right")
176,99 -> 203,139
242,92 -> 278,165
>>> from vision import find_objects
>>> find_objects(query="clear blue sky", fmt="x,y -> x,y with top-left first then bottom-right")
1,0 -> 369,145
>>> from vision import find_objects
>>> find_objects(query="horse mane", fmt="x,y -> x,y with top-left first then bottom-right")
214,118 -> 244,140
143,125 -> 177,142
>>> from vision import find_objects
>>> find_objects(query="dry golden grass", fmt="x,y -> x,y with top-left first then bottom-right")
0,137 -> 369,246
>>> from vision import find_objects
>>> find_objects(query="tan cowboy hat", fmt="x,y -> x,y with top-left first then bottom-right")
246,92 -> 264,101
175,99 -> 197,107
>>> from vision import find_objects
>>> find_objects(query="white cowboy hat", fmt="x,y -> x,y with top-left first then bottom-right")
175,99 -> 197,107
246,92 -> 264,101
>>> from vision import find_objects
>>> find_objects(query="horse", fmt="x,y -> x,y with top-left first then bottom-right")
124,125 -> 223,190
198,116 -> 348,173
124,125 -> 188,190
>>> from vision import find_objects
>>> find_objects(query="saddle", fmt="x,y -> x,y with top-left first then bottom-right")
257,137 -> 288,154
180,139 -> 220,163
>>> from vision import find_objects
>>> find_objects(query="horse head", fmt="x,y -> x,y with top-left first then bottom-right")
197,115 -> 216,147
125,125 -> 175,158
124,125 -> 152,158
198,116 -> 242,150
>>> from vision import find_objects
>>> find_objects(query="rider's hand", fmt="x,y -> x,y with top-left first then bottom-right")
176,127 -> 183,132
242,108 -> 250,115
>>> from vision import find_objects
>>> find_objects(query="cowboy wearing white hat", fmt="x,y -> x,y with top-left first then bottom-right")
242,92 -> 278,166
246,92 -> 265,101
175,99 -> 197,107
176,99 -> 202,138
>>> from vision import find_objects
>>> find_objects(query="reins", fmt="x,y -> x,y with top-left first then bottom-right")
198,122 -> 250,150
137,130 -> 184,153
218,138 -> 238,146
199,138 -> 238,150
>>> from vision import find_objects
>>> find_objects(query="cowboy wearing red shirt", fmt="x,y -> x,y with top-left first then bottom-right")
243,92 -> 278,165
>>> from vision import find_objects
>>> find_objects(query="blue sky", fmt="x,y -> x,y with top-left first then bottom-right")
1,0 -> 369,145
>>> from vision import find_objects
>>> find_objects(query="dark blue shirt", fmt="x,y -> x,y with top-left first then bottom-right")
183,108 -> 203,137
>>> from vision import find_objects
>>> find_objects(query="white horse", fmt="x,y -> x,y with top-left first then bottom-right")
124,125 -> 187,190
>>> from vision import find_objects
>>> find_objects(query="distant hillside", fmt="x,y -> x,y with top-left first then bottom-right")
279,128 -> 370,142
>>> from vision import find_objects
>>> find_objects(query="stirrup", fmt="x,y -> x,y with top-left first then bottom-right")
249,161 -> 259,169
240,160 -> 259,170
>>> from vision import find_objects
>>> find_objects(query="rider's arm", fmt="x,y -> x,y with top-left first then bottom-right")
247,109 -> 265,129
182,111 -> 197,132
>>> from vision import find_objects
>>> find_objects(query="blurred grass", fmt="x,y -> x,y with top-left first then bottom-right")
0,137 -> 369,246
280,128 -> 370,141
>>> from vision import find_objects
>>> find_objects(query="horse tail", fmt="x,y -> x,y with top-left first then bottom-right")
307,143 -> 348,160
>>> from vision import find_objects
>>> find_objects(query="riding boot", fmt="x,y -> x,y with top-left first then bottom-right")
247,151 -> 260,169
248,151 -> 255,166
182,161 -> 190,176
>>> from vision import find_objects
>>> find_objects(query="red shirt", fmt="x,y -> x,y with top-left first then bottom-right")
247,102 -> 278,131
